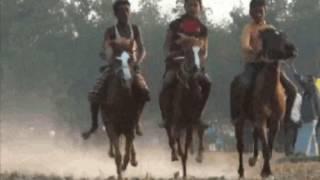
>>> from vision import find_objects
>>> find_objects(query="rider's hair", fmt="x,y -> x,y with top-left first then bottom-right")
113,0 -> 131,14
250,0 -> 266,10
185,0 -> 203,10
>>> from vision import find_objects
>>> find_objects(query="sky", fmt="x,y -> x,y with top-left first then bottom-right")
130,0 -> 251,23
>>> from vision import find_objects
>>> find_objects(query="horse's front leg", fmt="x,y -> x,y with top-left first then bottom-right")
196,125 -> 205,163
182,128 -> 192,178
235,121 -> 245,178
130,142 -> 138,167
165,124 -> 178,161
256,120 -> 273,178
268,118 -> 281,160
106,123 -> 122,179
249,127 -> 259,166
122,131 -> 134,171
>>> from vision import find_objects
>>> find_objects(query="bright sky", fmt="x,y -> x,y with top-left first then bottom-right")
130,0 -> 251,23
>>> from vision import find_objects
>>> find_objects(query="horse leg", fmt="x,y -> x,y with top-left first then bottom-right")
104,123 -> 115,158
196,125 -> 205,163
235,121 -> 245,178
268,120 -> 280,160
257,123 -> 273,178
249,127 -> 259,166
182,128 -> 192,178
122,132 -> 134,171
107,125 -> 122,179
130,142 -> 138,167
166,125 -> 178,161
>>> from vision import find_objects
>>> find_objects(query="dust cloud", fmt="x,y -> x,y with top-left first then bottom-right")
0,113 -> 257,179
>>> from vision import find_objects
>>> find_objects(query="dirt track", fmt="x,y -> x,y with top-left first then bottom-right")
1,119 -> 320,180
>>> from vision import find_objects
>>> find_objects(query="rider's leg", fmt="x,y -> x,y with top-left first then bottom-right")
132,72 -> 150,135
280,72 -> 298,122
87,70 -> 110,134
197,71 -> 212,128
159,68 -> 177,127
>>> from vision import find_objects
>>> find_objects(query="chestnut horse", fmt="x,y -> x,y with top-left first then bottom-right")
162,46 -> 206,178
83,50 -> 141,179
230,28 -> 296,178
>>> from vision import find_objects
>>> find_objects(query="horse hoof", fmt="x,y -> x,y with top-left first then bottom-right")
131,160 -> 138,167
262,175 -> 275,180
109,151 -> 115,158
81,132 -> 90,140
196,155 -> 203,163
248,157 -> 257,167
261,171 -> 273,179
171,154 -> 179,161
121,165 -> 127,171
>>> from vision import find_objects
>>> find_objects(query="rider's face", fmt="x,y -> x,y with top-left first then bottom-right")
185,0 -> 201,18
250,6 -> 266,24
115,4 -> 131,24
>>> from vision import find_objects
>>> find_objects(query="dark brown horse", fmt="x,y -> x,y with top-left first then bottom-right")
83,50 -> 141,179
230,28 -> 296,179
163,46 -> 206,178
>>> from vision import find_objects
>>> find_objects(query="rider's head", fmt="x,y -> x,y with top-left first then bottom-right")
250,0 -> 266,24
184,0 -> 203,18
113,0 -> 131,24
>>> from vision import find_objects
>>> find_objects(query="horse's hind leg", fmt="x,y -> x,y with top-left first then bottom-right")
130,142 -> 138,167
122,132 -> 134,171
268,119 -> 280,160
196,125 -> 205,163
249,127 -> 259,166
235,121 -> 245,178
182,128 -> 192,178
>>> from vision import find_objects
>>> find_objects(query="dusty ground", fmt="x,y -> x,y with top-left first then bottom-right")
1,117 -> 320,180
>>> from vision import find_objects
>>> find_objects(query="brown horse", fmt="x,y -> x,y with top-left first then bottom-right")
83,50 -> 142,179
230,28 -> 296,179
162,46 -> 206,178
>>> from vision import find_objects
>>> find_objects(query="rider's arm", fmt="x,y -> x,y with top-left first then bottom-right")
164,28 -> 173,57
103,28 -> 114,63
199,26 -> 208,63
241,24 -> 255,62
133,25 -> 146,64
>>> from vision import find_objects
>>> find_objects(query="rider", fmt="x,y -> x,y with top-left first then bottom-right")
159,0 -> 211,128
239,0 -> 297,122
88,0 -> 150,136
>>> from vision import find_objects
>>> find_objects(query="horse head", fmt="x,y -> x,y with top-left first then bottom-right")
175,45 -> 202,89
259,28 -> 297,61
113,51 -> 134,94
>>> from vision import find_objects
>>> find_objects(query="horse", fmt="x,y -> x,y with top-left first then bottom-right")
230,28 -> 297,179
163,45 -> 207,178
82,50 -> 141,179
